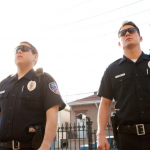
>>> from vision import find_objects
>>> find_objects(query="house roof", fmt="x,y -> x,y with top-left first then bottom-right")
67,92 -> 101,106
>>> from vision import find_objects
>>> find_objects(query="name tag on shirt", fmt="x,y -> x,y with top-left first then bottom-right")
115,73 -> 125,78
0,90 -> 5,94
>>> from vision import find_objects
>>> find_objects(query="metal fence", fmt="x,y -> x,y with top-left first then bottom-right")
50,119 -> 117,150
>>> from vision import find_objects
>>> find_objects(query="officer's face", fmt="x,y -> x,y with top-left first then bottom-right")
15,43 -> 38,67
118,25 -> 143,49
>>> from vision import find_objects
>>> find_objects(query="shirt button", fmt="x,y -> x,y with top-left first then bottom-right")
12,94 -> 15,97
140,98 -> 142,101
6,135 -> 9,137
142,111 -> 144,114
10,107 -> 12,110
138,85 -> 140,88
7,120 -> 10,123
136,74 -> 138,76
27,95 -> 30,98
16,83 -> 19,86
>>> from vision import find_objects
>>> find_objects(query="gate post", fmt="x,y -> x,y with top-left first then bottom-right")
76,113 -> 93,150
86,118 -> 93,150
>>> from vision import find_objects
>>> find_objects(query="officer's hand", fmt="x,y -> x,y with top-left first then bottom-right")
97,133 -> 109,150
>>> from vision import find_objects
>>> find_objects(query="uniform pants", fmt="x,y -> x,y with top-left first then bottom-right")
117,132 -> 150,150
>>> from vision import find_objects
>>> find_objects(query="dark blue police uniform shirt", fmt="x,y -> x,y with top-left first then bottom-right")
98,52 -> 150,125
0,69 -> 66,142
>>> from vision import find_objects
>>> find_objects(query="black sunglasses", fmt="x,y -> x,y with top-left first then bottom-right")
14,45 -> 35,54
119,28 -> 137,37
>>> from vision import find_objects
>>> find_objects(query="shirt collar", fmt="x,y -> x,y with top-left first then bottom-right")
23,69 -> 35,80
8,69 -> 35,83
118,51 -> 150,65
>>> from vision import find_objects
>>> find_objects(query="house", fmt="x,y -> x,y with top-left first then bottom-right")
58,107 -> 70,127
68,91 -> 116,136
55,108 -> 70,148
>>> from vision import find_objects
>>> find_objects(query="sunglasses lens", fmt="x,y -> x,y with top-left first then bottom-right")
119,30 -> 126,37
14,47 -> 21,54
15,46 -> 30,54
128,28 -> 136,33
119,28 -> 137,37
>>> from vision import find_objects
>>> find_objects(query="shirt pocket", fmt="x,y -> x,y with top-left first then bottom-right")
19,92 -> 43,116
0,91 -> 9,114
113,73 -> 132,89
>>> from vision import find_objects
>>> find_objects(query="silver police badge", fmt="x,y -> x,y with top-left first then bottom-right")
27,81 -> 36,91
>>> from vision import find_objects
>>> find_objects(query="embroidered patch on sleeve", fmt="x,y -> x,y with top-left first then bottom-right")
49,82 -> 60,95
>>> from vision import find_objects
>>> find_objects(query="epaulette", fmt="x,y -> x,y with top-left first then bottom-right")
7,74 -> 15,78
0,75 -> 14,88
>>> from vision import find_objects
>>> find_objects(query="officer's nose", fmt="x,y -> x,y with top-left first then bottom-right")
17,49 -> 22,54
125,31 -> 130,36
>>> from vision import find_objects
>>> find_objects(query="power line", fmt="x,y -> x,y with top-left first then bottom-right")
74,21 -> 150,41
70,9 -> 150,32
45,0 -> 142,30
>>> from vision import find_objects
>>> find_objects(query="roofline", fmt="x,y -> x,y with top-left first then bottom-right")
67,99 -> 116,106
63,108 -> 70,112
67,100 -> 100,106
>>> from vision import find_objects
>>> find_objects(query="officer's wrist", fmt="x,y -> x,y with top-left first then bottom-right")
96,130 -> 105,136
38,143 -> 50,150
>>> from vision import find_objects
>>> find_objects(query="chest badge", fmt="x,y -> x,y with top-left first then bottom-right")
148,61 -> 150,68
27,81 -> 36,91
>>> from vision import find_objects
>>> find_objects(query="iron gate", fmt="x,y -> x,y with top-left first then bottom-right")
50,120 -> 117,150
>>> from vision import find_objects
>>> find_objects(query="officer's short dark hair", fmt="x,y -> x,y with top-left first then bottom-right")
118,21 -> 140,38
20,41 -> 38,66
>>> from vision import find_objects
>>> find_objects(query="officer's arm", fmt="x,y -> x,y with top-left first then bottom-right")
97,97 -> 112,150
38,104 -> 59,150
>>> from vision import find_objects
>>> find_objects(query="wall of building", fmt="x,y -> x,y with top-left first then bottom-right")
70,101 -> 116,134
60,109 -> 70,126
71,104 -> 99,131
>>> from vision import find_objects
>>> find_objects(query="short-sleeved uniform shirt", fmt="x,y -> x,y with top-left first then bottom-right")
0,69 -> 66,143
98,52 -> 150,150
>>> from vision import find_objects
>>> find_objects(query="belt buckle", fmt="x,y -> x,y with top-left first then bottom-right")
12,140 -> 20,150
136,124 -> 145,135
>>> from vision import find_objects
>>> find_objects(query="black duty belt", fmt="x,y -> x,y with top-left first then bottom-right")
0,140 -> 32,150
118,124 -> 150,135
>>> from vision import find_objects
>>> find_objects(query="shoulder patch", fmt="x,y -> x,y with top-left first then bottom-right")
49,82 -> 60,95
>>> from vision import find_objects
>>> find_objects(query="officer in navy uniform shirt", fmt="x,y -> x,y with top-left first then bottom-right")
97,21 -> 150,150
0,41 -> 66,150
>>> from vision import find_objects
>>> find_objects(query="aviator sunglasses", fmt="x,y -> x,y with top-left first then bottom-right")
14,45 -> 35,54
119,28 -> 137,38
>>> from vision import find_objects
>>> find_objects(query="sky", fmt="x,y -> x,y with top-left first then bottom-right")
0,0 -> 150,105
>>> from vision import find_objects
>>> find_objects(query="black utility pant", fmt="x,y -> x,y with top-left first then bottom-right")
117,132 -> 150,150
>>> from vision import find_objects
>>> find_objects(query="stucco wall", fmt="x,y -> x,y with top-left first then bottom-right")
71,104 -> 99,131
70,101 -> 116,135
60,109 -> 70,126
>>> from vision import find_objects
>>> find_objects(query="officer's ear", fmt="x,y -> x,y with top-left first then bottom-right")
33,54 -> 38,64
140,36 -> 143,42
118,41 -> 121,47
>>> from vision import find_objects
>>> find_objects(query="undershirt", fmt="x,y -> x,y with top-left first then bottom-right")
131,59 -> 137,63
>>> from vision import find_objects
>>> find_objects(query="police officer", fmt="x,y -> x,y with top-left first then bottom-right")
0,41 -> 66,150
97,21 -> 150,150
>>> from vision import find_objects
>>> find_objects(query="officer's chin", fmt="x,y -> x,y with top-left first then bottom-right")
15,60 -> 24,67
